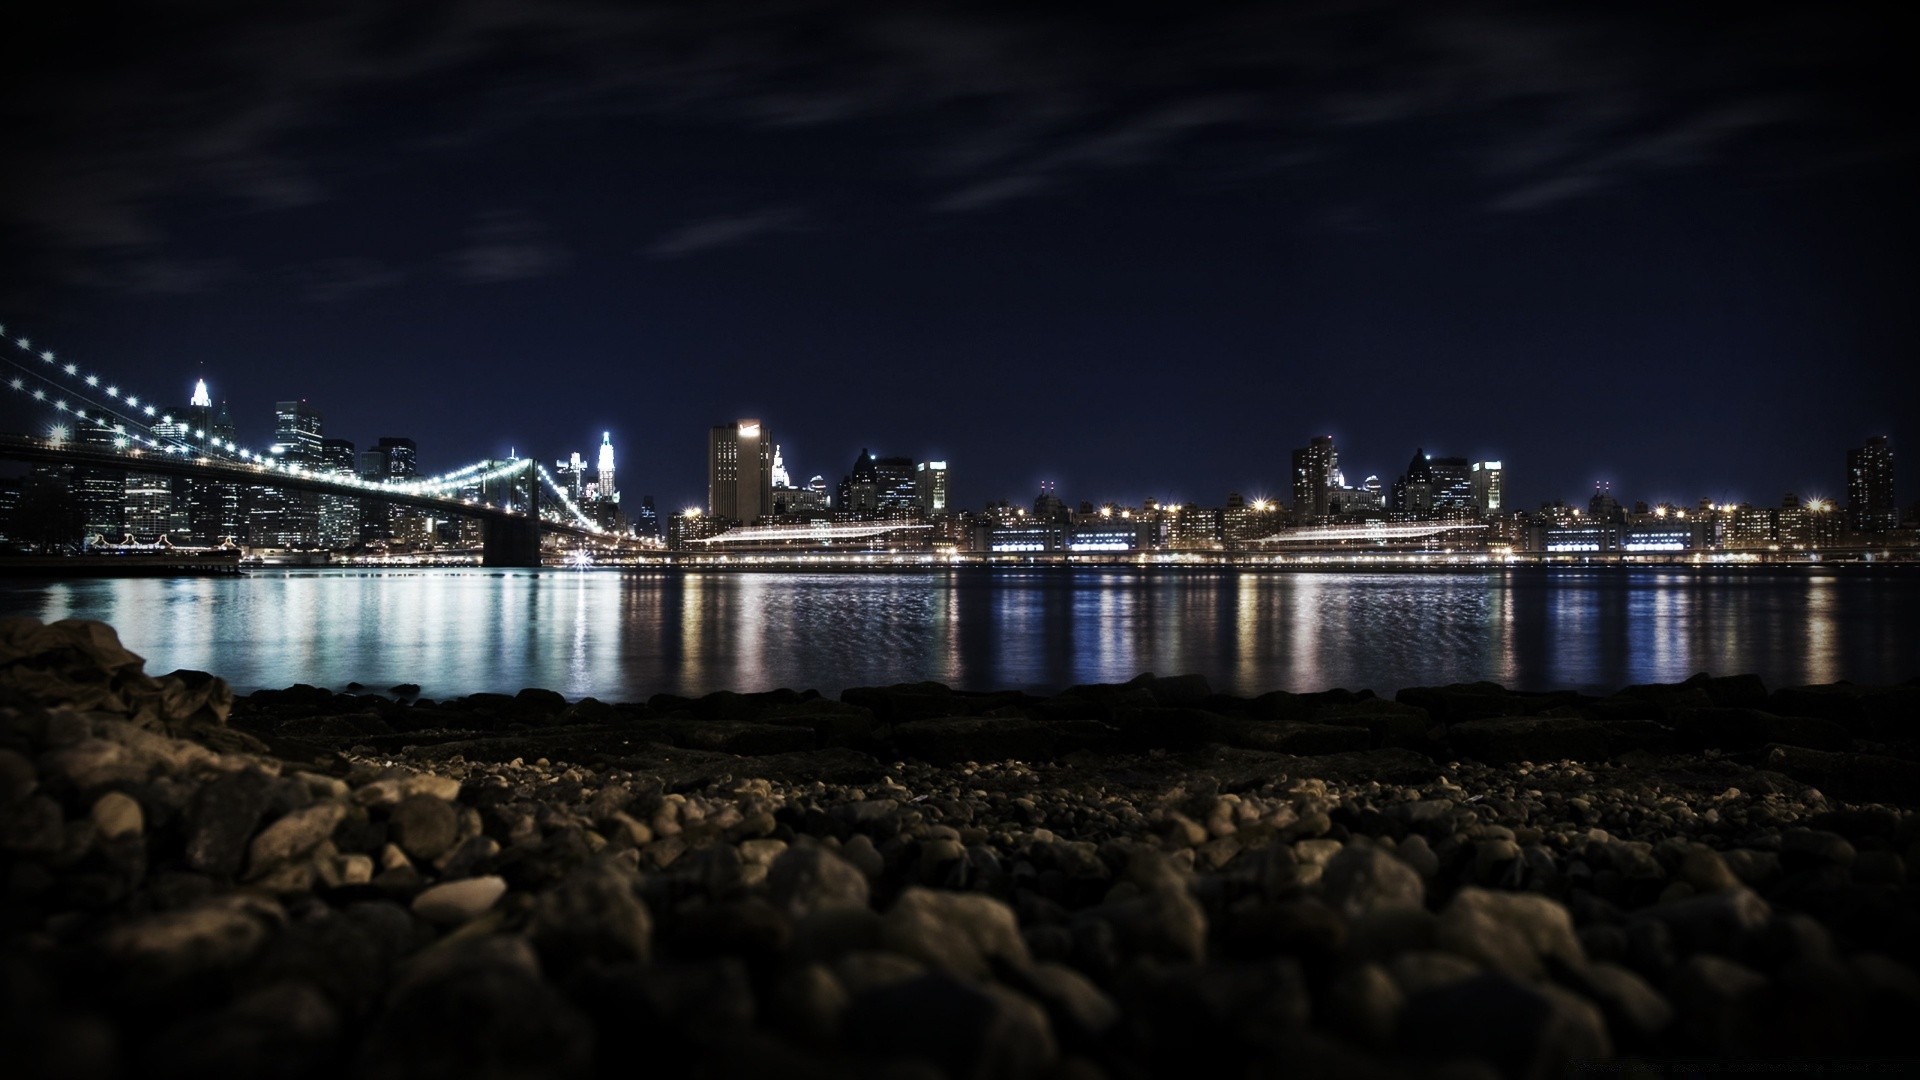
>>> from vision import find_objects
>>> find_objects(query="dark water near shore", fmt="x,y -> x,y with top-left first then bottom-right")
2,568 -> 1915,701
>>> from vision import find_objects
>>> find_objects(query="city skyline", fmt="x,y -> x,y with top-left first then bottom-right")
1,358 -> 1903,525
1,2 -> 1911,512
2,331 -> 1904,559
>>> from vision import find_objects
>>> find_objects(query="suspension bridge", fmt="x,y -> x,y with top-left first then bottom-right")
0,321 -> 645,566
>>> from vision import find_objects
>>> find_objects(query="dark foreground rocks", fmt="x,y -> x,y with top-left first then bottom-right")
5,618 -> 1920,1079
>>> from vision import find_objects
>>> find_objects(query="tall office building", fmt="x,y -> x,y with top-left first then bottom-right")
1430,456 -> 1474,511
838,450 -> 916,516
273,401 -> 324,465
1392,449 -> 1435,515
596,432 -> 618,502
317,438 -> 360,549
1847,435 -> 1896,533
771,445 -> 791,490
709,420 -> 771,523
632,496 -> 661,542
254,401 -> 324,546
375,437 -> 418,479
172,378 -> 239,543
1470,460 -> 1505,513
556,451 -> 588,502
916,460 -> 949,517
1291,435 -> 1337,519
123,471 -> 182,540
72,423 -> 125,546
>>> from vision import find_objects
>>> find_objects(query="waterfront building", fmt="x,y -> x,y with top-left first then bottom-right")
1223,495 -> 1284,542
1166,504 -> 1225,548
1777,494 -> 1844,551
1623,519 -> 1712,553
1723,505 -> 1777,550
1291,435 -> 1336,520
667,509 -> 729,550
990,522 -> 1067,553
709,421 -> 771,523
1848,435 -> 1896,533
1067,522 -> 1152,552
916,460 -> 949,517
123,471 -> 181,541
1544,524 -> 1622,553
1470,461 -> 1504,514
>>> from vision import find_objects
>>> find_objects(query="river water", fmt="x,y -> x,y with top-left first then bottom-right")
2,568 -> 1914,701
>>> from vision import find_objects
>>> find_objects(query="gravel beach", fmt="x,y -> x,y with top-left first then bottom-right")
4,616 -> 1919,1079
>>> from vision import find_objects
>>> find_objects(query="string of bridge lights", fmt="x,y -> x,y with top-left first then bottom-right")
535,463 -> 606,533
0,319 -> 597,518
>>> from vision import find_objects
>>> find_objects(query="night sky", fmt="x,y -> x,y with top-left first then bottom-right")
2,1 -> 1913,514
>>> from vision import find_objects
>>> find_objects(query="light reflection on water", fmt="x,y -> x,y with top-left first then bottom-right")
0,569 -> 1912,701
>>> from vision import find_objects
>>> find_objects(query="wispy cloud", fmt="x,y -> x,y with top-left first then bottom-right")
645,207 -> 807,259
1,0 -> 1904,292
446,211 -> 570,283
292,257 -> 410,302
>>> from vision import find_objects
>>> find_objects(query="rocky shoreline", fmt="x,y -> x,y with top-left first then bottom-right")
4,617 -> 1919,1079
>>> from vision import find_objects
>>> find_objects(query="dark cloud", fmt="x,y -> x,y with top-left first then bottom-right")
0,1 -> 1907,290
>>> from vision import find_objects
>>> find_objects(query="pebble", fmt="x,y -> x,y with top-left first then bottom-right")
768,845 -> 871,915
409,875 -> 507,925
90,791 -> 144,840
1435,887 -> 1585,979
1320,844 -> 1426,917
388,794 -> 458,861
7,618 -> 1919,1078
246,802 -> 347,877
880,887 -> 1031,977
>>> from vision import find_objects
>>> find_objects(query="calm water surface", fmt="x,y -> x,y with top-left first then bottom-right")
2,569 -> 1915,700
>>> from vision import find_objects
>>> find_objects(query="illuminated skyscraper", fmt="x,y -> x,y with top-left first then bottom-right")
173,379 -> 238,543
556,451 -> 588,502
255,401 -> 324,546
273,401 -> 324,465
771,444 -> 791,489
1470,460 -> 1505,513
916,460 -> 949,517
1430,456 -> 1474,511
317,438 -> 360,549
708,420 -> 771,522
1291,435 -> 1336,519
597,432 -> 618,502
1848,435 -> 1895,533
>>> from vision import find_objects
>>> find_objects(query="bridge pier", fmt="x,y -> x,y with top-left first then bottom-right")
480,515 -> 542,567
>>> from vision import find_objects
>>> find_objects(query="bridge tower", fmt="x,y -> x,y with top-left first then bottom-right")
478,457 -> 542,568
